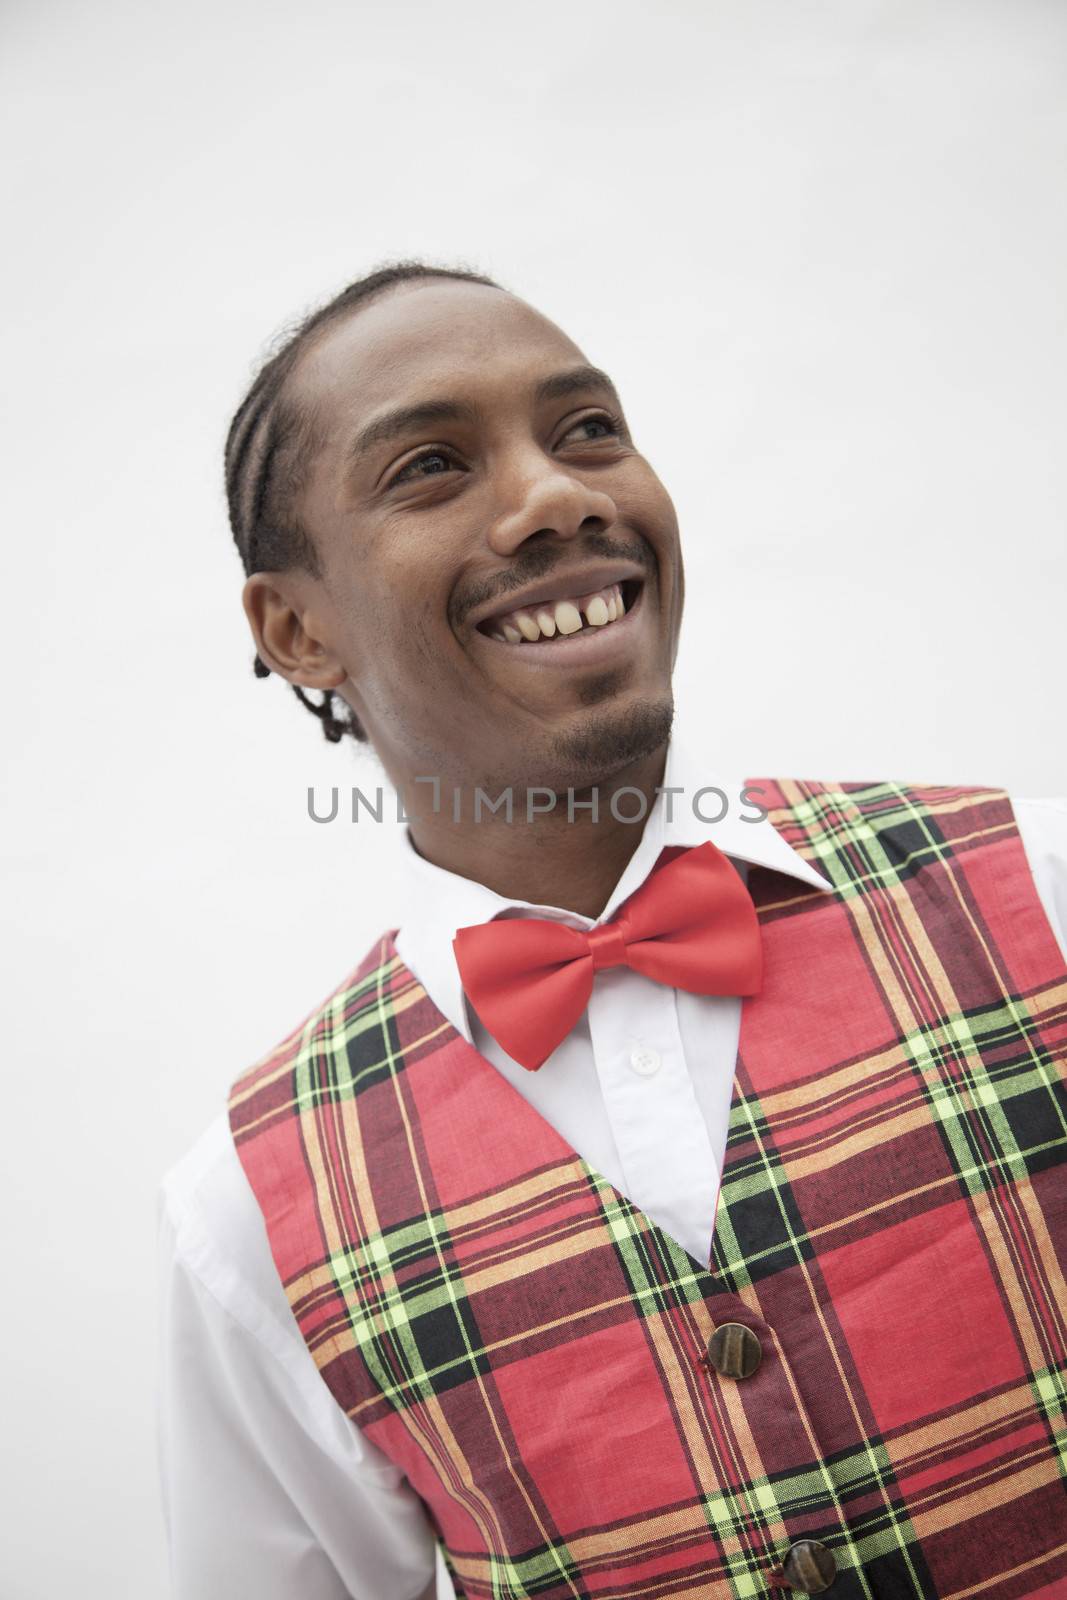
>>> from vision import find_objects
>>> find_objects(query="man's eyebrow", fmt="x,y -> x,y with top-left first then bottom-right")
533,365 -> 621,406
347,399 -> 477,465
345,366 -> 622,471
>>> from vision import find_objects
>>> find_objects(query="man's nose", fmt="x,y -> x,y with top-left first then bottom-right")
485,455 -> 618,558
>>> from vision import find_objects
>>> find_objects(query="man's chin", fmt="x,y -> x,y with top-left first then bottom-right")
532,694 -> 675,793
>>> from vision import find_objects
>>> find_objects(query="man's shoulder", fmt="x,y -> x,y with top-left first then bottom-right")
160,1111 -> 271,1292
228,932 -> 402,1109
159,1108 -> 310,1356
158,933 -> 409,1354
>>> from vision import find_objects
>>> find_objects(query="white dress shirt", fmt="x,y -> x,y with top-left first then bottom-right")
157,744 -> 1067,1599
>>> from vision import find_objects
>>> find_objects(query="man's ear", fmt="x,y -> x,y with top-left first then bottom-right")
242,572 -> 347,690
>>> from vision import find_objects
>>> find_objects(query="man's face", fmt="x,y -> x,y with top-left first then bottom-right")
271,280 -> 684,793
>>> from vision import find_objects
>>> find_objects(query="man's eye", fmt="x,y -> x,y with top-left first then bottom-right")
391,449 -> 458,486
560,412 -> 625,446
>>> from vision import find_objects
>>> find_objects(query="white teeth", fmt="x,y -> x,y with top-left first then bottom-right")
486,581 -> 634,642
514,611 -> 540,642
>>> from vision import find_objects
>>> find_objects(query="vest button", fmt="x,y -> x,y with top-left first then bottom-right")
781,1539 -> 836,1593
706,1322 -> 762,1379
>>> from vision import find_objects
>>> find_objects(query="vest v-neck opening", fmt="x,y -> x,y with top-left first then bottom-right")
380,928 -> 743,1291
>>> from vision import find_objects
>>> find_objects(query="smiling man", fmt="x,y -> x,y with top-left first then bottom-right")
158,264 -> 1067,1600
235,264 -> 684,915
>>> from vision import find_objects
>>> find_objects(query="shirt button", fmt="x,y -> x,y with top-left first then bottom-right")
780,1539 -> 837,1593
629,1043 -> 661,1077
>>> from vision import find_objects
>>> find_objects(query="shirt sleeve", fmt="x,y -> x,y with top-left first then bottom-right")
1013,796 -> 1067,966
156,1160 -> 440,1600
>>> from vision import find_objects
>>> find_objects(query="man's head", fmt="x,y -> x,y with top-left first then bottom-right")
228,263 -> 684,796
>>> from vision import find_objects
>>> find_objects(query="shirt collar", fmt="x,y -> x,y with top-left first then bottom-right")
654,733 -> 832,893
393,732 -> 832,1042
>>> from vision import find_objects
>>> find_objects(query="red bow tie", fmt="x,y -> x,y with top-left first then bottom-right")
452,840 -> 763,1071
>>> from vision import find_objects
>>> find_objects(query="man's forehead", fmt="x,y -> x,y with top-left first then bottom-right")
293,279 -> 588,417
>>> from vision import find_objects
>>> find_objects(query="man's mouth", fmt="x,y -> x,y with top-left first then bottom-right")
477,578 -> 643,645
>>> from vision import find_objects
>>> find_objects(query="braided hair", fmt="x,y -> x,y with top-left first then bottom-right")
224,260 -> 500,742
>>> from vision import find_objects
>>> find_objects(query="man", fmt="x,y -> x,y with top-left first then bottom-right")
158,263 -> 1067,1599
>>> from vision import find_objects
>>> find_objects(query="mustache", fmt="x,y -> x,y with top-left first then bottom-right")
450,533 -> 655,628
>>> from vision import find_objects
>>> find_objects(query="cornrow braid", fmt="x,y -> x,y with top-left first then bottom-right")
224,260 -> 500,743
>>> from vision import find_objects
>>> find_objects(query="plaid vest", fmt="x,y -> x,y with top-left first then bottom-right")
228,782 -> 1067,1599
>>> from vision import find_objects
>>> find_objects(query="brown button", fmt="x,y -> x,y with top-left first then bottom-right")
706,1322 -> 762,1379
781,1540 -> 836,1593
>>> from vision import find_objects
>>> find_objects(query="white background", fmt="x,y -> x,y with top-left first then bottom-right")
2,2 -> 1065,1595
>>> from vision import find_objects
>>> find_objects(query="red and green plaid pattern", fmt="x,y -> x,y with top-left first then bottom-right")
229,782 -> 1067,1599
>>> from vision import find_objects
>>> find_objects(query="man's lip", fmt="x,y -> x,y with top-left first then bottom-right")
475,580 -> 646,661
465,561 -> 647,632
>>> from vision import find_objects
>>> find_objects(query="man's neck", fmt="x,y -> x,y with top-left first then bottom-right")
401,744 -> 669,920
